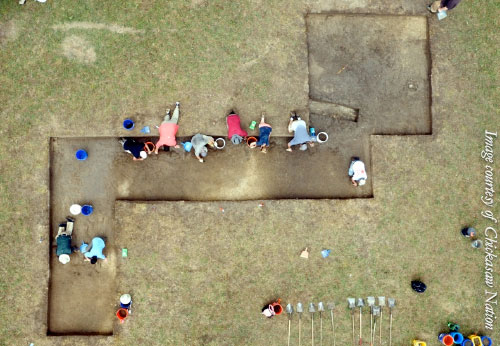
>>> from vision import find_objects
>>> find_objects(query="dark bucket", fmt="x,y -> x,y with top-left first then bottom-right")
81,205 -> 93,216
75,149 -> 88,161
123,119 -> 135,130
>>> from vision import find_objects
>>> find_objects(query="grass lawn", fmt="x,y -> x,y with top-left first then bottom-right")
0,0 -> 499,344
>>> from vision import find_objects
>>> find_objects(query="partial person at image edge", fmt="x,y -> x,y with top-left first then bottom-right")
428,0 -> 462,13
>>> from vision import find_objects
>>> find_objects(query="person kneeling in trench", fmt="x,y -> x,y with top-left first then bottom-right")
155,102 -> 181,154
249,114 -> 272,153
56,217 -> 75,264
119,138 -> 148,161
191,133 -> 215,163
286,113 -> 314,152
80,237 -> 107,264
348,157 -> 367,187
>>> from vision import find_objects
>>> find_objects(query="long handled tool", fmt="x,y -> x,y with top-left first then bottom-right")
309,303 -> 316,346
378,297 -> 385,346
367,297 -> 375,346
388,298 -> 395,346
327,302 -> 335,346
297,303 -> 303,346
318,302 -> 325,346
357,298 -> 365,346
372,306 -> 380,346
286,304 -> 294,346
348,298 -> 356,346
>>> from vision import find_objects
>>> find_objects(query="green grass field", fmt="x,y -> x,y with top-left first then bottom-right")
0,0 -> 499,344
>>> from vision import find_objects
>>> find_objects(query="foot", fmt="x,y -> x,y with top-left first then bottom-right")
286,148 -> 292,152
309,142 -> 315,147
261,147 -> 267,154
154,150 -> 159,155
66,217 -> 74,223
175,102 -> 180,107
59,223 -> 66,228
198,158 -> 204,163
19,0 -> 26,4
165,108 -> 171,116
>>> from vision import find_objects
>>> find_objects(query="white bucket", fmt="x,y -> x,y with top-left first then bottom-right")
214,138 -> 226,149
70,204 -> 82,215
316,132 -> 329,143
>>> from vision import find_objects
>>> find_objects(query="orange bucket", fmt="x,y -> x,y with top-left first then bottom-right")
116,308 -> 128,323
144,142 -> 155,153
247,137 -> 257,147
271,299 -> 283,315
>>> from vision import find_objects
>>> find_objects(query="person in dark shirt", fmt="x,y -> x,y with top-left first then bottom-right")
428,0 -> 462,13
56,217 -> 75,264
120,138 -> 148,161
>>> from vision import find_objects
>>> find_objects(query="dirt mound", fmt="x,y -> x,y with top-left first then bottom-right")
61,35 -> 96,64
0,20 -> 19,45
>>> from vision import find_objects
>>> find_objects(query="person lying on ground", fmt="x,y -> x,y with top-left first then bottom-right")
226,111 -> 248,145
348,157 -> 367,186
56,217 -> 75,264
428,0 -> 462,13
249,114 -> 272,153
81,237 -> 107,264
119,138 -> 148,161
286,113 -> 314,152
191,133 -> 215,163
155,102 -> 181,154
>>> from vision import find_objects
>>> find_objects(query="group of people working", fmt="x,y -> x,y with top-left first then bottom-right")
55,218 -> 106,264
120,102 -> 318,162
120,102 -> 368,186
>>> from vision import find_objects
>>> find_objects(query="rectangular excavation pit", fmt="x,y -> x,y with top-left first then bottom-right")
307,14 -> 431,135
48,135 -> 372,334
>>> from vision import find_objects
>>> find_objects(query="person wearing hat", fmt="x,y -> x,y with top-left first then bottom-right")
155,102 -> 181,154
191,133 -> 215,163
56,217 -> 75,264
348,157 -> 367,186
81,237 -> 107,264
249,114 -> 272,153
119,138 -> 148,161
226,111 -> 248,145
286,113 -> 314,152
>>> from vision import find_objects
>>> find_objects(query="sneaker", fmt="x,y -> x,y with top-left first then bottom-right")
175,102 -> 180,107
19,0 -> 26,4
66,217 -> 75,223
165,109 -> 171,116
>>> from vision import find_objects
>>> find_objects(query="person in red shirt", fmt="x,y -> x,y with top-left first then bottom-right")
226,111 -> 248,145
155,102 -> 181,154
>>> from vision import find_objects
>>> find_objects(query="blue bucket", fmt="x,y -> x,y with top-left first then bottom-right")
182,142 -> 192,152
123,119 -> 135,130
481,336 -> 492,346
75,149 -> 88,161
81,205 -> 93,216
450,332 -> 464,344
461,340 -> 473,346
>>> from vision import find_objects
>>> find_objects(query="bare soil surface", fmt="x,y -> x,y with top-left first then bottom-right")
307,14 -> 431,135
49,138 -> 119,334
49,132 -> 370,332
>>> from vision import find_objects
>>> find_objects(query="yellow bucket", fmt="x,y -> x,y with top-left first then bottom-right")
412,340 -> 427,346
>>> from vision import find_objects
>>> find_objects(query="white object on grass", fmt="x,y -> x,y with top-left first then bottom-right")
70,204 -> 82,215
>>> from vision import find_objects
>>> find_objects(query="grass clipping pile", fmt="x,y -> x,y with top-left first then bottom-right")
62,35 -> 96,64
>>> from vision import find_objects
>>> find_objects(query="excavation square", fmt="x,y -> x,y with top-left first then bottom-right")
307,14 -> 431,135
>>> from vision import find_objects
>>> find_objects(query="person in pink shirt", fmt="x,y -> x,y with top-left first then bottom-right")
226,111 -> 248,145
155,102 -> 181,154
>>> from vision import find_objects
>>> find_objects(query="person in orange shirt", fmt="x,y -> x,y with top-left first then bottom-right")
155,102 -> 181,154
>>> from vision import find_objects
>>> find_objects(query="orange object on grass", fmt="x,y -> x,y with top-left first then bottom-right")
116,308 -> 128,323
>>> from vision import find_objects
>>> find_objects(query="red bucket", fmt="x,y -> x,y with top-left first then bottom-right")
116,308 -> 128,323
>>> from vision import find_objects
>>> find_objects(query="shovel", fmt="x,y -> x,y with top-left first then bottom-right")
388,298 -> 396,346
367,297 -> 375,346
309,303 -> 316,346
357,298 -> 365,346
297,303 -> 303,346
286,304 -> 294,346
327,302 -> 335,346
372,306 -> 381,346
318,302 -> 325,346
378,297 -> 385,346
348,298 -> 356,346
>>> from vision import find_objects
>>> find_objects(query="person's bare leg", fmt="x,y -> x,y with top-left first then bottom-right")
170,102 -> 180,124
286,143 -> 292,152
162,109 -> 171,123
56,224 -> 66,238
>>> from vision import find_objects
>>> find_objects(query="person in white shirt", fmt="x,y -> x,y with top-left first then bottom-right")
348,157 -> 367,186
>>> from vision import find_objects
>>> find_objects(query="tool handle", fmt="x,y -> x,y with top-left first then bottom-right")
288,320 -> 291,346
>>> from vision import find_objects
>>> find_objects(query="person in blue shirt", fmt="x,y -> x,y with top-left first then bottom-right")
250,114 -> 272,153
80,237 -> 107,264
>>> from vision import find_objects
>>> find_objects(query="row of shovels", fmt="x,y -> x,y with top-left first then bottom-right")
285,298 -> 395,346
